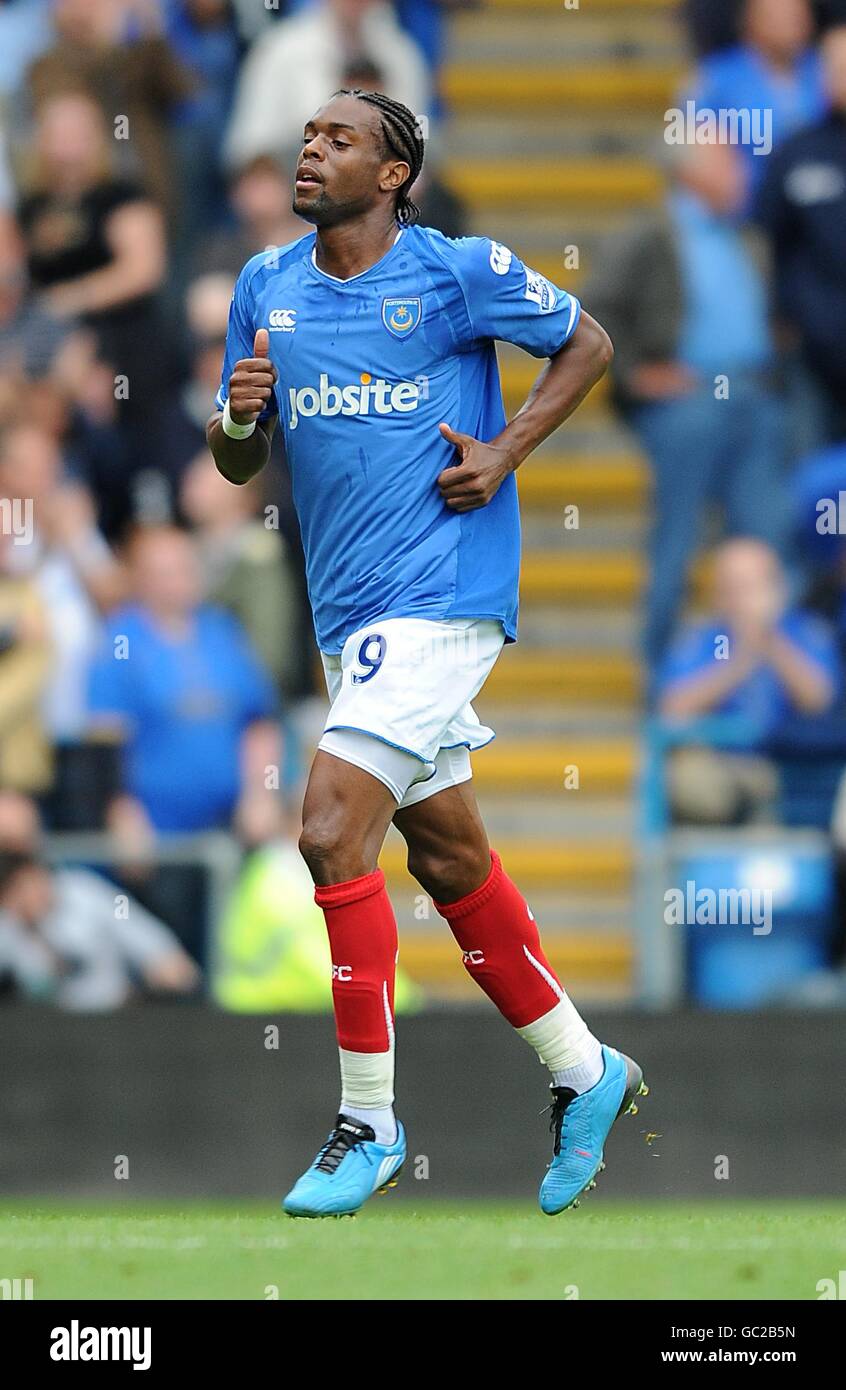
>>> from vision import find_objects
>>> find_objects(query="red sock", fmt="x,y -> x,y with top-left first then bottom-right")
315,868 -> 397,1053
434,850 -> 563,1028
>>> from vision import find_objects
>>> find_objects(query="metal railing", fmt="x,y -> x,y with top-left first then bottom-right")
41,831 -> 244,986
634,716 -> 834,1005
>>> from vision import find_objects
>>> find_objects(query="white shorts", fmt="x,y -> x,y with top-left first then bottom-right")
318,616 -> 505,807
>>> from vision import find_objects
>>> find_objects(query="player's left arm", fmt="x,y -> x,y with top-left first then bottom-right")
437,241 -> 612,512
438,312 -> 612,512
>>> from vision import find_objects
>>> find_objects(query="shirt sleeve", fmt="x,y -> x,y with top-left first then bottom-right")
214,258 -> 278,421
446,236 -> 582,357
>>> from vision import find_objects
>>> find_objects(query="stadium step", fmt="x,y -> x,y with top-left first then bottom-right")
470,797 -> 636,843
472,738 -> 636,794
504,375 -> 611,418
431,0 -> 687,1002
450,0 -> 681,55
479,702 -> 639,736
445,157 -> 662,209
500,360 -> 614,416
498,350 -> 619,414
516,452 -> 649,510
484,0 -> 678,10
381,836 -> 632,892
390,881 -> 632,929
447,113 -> 663,165
517,547 -> 711,603
464,210 -> 655,278
443,66 -> 681,110
521,510 -> 646,552
508,608 -> 639,653
398,931 -> 633,1000
520,549 -> 643,602
482,647 -> 642,703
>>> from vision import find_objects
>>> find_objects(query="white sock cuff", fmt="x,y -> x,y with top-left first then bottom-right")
339,1046 -> 395,1110
516,998 -> 598,1074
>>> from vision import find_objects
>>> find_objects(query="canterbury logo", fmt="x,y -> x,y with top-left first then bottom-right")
489,241 -> 513,276
269,308 -> 297,331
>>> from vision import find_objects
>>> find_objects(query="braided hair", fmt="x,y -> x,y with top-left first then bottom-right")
334,89 -> 426,226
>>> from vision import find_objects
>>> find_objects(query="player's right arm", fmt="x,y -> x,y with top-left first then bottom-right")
208,259 -> 280,485
206,326 -> 278,485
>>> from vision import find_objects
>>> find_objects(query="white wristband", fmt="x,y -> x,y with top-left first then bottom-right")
221,399 -> 257,440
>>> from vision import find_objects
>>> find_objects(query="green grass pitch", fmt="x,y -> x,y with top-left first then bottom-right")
1,1200 -> 844,1300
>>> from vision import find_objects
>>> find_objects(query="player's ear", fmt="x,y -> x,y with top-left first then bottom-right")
380,159 -> 410,194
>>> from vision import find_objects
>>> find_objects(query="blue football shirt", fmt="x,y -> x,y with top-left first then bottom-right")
658,612 -> 840,748
88,605 -> 278,832
216,225 -> 581,654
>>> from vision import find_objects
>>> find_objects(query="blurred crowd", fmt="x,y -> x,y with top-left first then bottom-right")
2,0 -> 846,1006
0,0 -> 468,1007
591,0 -> 846,848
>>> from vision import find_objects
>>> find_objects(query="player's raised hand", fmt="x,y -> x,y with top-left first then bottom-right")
227,328 -> 278,425
437,422 -> 514,512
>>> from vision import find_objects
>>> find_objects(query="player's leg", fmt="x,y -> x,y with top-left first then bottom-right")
393,776 -> 647,1214
283,614 -> 532,1215
394,778 -> 604,1084
299,746 -> 398,884
283,749 -> 407,1218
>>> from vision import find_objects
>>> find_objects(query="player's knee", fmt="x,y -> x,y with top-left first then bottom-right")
298,815 -> 350,882
407,841 -> 490,904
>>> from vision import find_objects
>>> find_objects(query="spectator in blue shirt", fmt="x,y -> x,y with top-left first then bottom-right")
586,139 -> 790,671
88,525 -> 281,839
686,0 -> 827,199
657,538 -> 839,822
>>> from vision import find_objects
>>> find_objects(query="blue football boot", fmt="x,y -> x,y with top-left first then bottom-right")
283,1114 -> 406,1218
539,1045 -> 648,1215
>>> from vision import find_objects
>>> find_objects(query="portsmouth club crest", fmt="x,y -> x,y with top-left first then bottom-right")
382,296 -> 422,340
